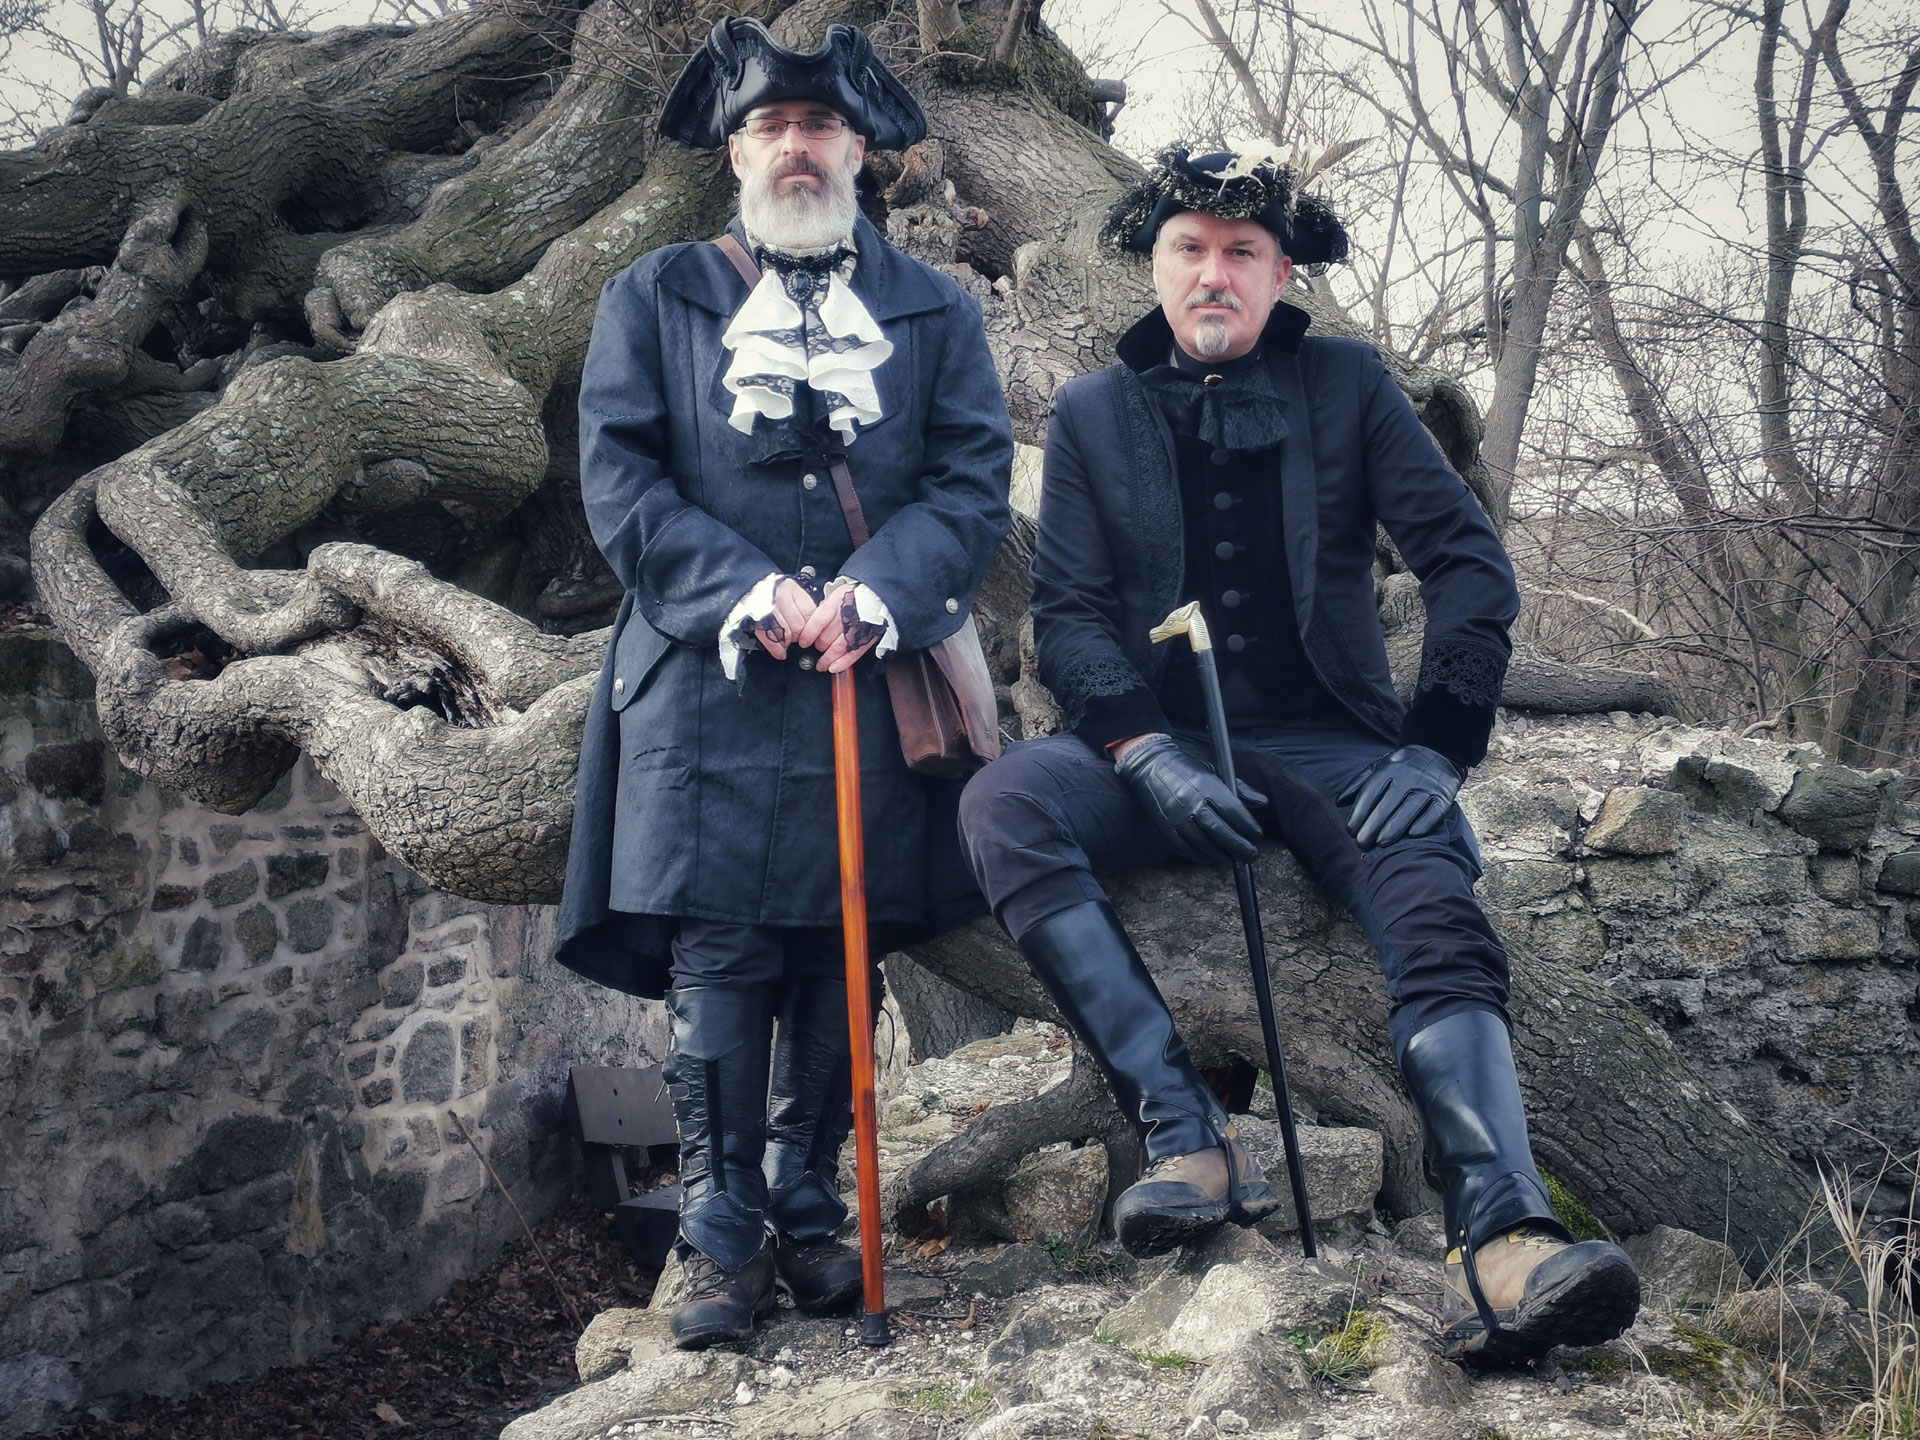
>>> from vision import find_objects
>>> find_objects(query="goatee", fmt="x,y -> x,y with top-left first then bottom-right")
1192,317 -> 1232,359
740,156 -> 860,253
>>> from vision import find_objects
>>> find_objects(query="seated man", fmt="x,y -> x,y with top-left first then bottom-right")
958,147 -> 1639,1363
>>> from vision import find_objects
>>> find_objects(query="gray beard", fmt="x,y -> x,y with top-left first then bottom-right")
739,161 -> 859,253
1191,317 -> 1233,359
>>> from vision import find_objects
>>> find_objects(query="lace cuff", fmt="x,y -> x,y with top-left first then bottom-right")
826,578 -> 899,661
1416,635 -> 1508,708
719,572 -> 785,682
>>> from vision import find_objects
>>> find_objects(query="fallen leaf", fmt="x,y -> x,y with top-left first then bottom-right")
375,1401 -> 404,1424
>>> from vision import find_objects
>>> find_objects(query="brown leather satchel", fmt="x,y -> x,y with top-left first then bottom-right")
711,235 -> 1003,778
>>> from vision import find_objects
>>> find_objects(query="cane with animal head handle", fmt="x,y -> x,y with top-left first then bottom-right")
1148,601 -> 1318,1257
832,666 -> 891,1345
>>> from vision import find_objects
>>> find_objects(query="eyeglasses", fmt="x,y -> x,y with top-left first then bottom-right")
740,116 -> 849,141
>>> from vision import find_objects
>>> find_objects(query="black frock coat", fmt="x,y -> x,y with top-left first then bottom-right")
555,218 -> 1013,997
1032,302 -> 1519,760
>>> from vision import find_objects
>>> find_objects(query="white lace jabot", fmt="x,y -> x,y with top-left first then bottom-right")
719,245 -> 890,445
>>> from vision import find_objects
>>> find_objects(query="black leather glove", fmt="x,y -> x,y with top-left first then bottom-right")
1114,734 -> 1265,865
1339,745 -> 1465,849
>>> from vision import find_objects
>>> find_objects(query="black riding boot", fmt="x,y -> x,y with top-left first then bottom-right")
1398,1008 -> 1640,1363
764,973 -> 865,1312
1018,901 -> 1279,1256
665,985 -> 777,1349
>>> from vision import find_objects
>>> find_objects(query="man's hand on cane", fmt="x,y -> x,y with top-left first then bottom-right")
795,579 -> 887,673
751,577 -> 820,661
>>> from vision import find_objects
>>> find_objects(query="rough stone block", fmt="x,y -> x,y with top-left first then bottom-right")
283,897 -> 333,954
1185,1332 -> 1311,1429
265,852 -> 330,899
1584,788 -> 1687,855
1623,1224 -> 1751,1308
1232,1120 -> 1382,1234
574,1307 -> 675,1383
202,863 -> 259,908
1002,1143 -> 1106,1250
208,823 -> 243,856
187,1115 -> 299,1194
1163,1256 -> 1353,1361
1810,854 -> 1861,904
179,917 -> 223,973
952,1242 -> 1059,1297
1777,765 -> 1882,852
176,836 -> 200,866
149,1202 -> 211,1251
1479,859 -> 1576,908
1099,1270 -> 1197,1347
23,740 -> 106,805
1877,849 -> 1920,896
150,885 -> 198,913
382,960 -> 425,1009
226,903 -> 276,968
458,1019 -> 492,1097
402,1022 -> 456,1104
1783,906 -> 1884,962
428,957 -> 467,988
497,1352 -> 754,1440
360,1078 -> 395,1107
1582,856 -> 1679,912
263,966 -> 293,996
1717,855 -> 1810,906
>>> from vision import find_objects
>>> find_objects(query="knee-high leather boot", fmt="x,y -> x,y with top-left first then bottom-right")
664,985 -> 776,1348
764,973 -> 864,1311
1018,901 -> 1279,1256
1398,1008 -> 1640,1362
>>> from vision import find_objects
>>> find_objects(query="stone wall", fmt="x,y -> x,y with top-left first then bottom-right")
1466,711 -> 1920,1205
0,628 -> 661,1438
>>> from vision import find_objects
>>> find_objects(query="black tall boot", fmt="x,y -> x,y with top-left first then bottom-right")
664,985 -> 777,1349
1018,901 -> 1279,1256
764,973 -> 864,1312
1398,1008 -> 1640,1363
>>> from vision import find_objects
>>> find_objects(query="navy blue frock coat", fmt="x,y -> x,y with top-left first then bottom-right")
555,217 -> 1013,997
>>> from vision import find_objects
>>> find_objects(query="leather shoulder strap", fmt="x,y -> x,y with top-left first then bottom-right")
713,233 -> 760,287
827,458 -> 872,547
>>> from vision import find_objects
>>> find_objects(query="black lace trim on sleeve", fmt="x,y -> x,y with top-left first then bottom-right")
1415,634 -> 1509,709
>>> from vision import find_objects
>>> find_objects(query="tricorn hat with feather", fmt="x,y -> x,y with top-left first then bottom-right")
1102,145 -> 1351,267
658,17 -> 926,152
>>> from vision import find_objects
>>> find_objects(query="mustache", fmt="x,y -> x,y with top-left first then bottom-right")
773,157 -> 829,180
1185,287 -> 1243,310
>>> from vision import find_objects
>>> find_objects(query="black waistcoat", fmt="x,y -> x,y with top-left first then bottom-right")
1142,348 -> 1341,727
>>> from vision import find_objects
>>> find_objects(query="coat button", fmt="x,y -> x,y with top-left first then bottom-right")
1221,590 -> 1243,609
1213,492 -> 1233,511
799,656 -> 815,670
1214,540 -> 1237,561
945,597 -> 959,614
799,565 -> 817,578
1210,448 -> 1231,466
802,473 -> 819,490
1226,634 -> 1247,653
613,677 -> 626,694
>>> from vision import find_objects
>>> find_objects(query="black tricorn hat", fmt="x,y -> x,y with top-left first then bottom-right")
1101,146 -> 1350,268
658,18 -> 927,152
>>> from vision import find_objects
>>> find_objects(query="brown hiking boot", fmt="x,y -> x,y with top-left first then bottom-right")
1112,1125 -> 1281,1257
774,1234 -> 863,1312
1443,1226 -> 1641,1364
670,1240 -> 777,1349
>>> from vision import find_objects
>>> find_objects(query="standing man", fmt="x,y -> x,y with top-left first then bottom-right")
959,148 -> 1638,1363
555,19 -> 1011,1349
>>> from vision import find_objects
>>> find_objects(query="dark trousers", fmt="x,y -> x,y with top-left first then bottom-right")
670,921 -> 872,990
957,724 -> 1509,1054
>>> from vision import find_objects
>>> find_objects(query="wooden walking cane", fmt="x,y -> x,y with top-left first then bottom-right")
1149,602 -> 1318,1258
832,666 -> 891,1346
